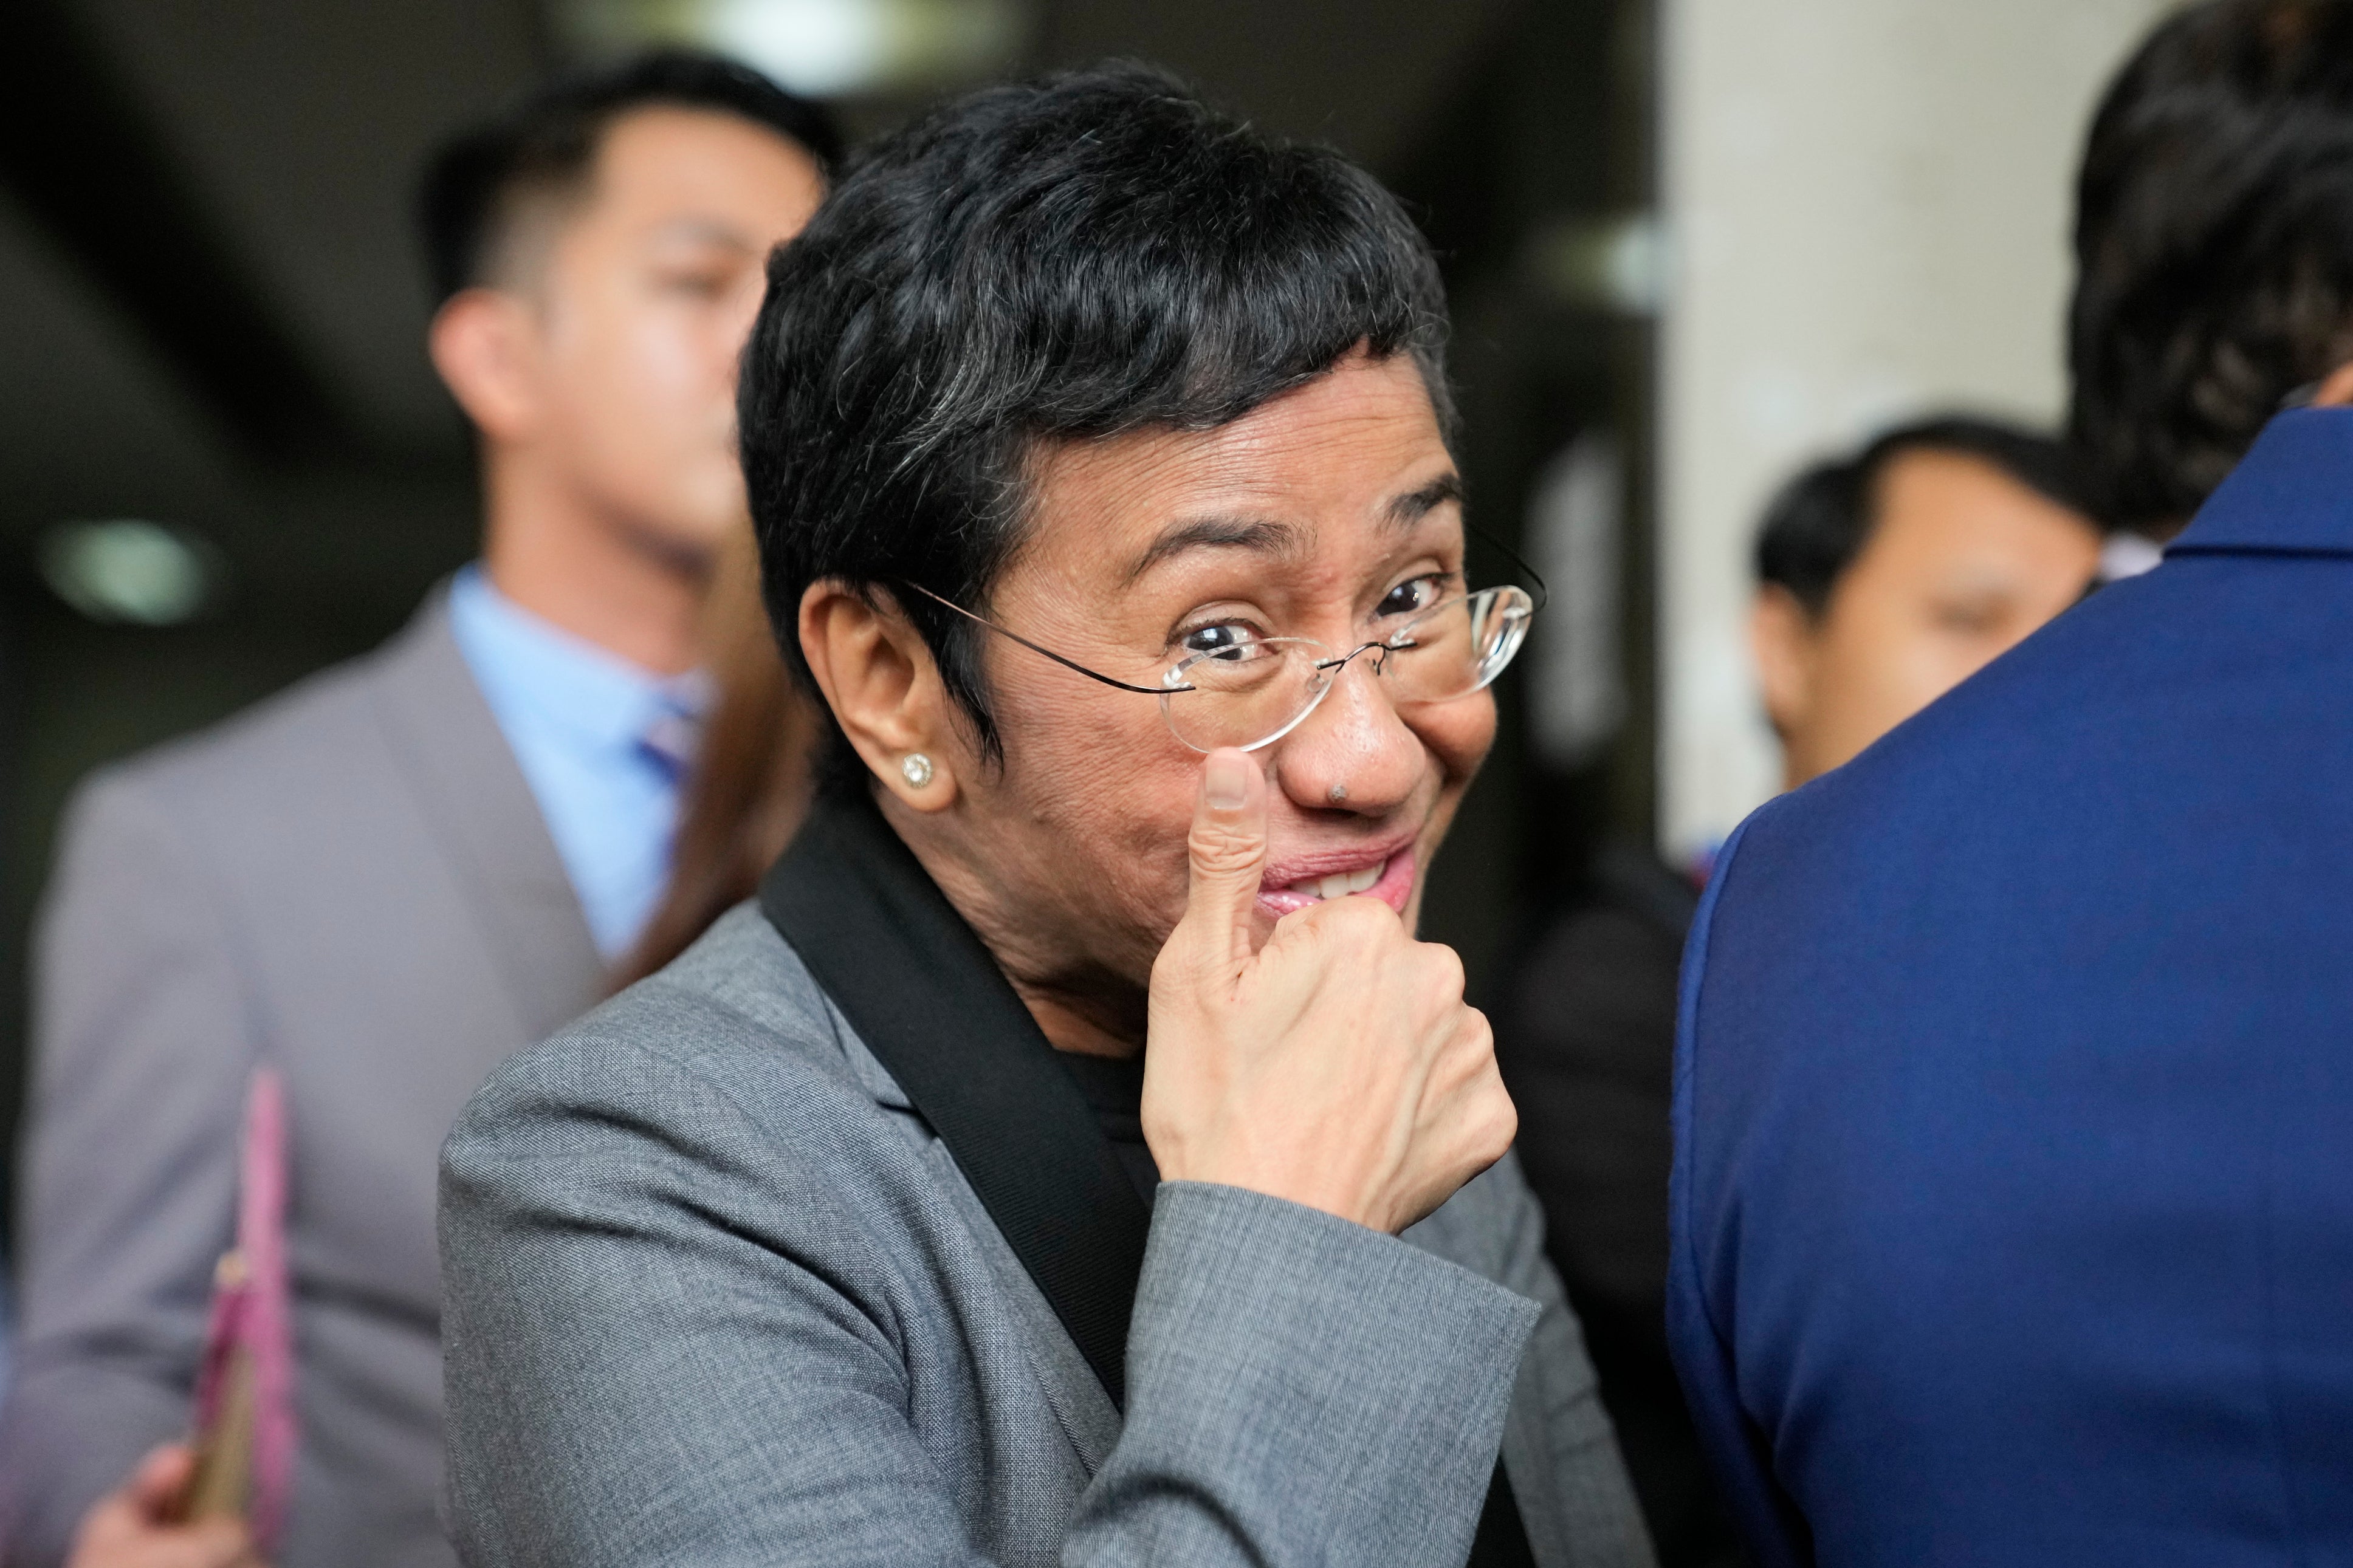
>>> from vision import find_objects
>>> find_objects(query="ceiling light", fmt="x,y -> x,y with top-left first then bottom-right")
561,0 -> 1028,98
39,519 -> 226,626
1525,213 -> 1671,317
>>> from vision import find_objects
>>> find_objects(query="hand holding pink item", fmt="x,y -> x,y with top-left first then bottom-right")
179,1066 -> 297,1553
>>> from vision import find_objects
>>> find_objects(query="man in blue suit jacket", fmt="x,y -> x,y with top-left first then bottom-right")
1668,406 -> 2353,1564
1671,6 -> 2353,1559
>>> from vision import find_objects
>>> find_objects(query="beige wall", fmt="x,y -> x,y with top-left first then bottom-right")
1657,0 -> 2176,861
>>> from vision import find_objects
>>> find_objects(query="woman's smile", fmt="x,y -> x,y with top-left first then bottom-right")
1259,842 -> 1418,919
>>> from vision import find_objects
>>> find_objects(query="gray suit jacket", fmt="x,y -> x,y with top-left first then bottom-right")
2,595 -> 602,1567
440,903 -> 1655,1568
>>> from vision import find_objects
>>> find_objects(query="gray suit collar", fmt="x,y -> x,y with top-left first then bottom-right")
760,794 -> 1151,1410
655,904 -> 1124,1467
368,586 -> 604,1042
662,903 -> 915,1113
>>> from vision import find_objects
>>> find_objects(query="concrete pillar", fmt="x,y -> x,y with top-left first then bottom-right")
1656,0 -> 2173,861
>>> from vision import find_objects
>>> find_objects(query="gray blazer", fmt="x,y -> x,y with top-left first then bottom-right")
440,903 -> 1656,1568
2,595 -> 602,1568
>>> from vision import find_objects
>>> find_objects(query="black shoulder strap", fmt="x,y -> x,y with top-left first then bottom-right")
758,795 -> 1149,1408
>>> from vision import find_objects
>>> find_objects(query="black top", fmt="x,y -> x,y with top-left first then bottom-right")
1056,1052 -> 1157,1204
1496,843 -> 1739,1567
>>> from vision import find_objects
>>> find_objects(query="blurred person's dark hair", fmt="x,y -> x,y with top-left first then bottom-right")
2069,0 -> 2353,537
418,49 -> 845,305
1756,415 -> 2095,613
737,62 -> 1454,798
611,525 -> 816,989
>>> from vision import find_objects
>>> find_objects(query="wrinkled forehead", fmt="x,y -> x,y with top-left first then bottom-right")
1008,355 -> 1462,591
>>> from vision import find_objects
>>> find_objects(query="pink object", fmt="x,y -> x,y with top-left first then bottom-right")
187,1066 -> 298,1551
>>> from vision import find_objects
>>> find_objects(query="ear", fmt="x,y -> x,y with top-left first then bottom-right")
1749,584 -> 1819,745
427,288 -> 542,445
797,580 -> 961,811
2307,358 -> 2353,409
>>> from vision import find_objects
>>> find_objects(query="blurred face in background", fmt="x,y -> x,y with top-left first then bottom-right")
434,106 -> 825,573
1751,447 -> 2103,789
521,106 -> 823,564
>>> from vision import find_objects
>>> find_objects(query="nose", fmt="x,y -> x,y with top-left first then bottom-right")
1271,654 -> 1424,814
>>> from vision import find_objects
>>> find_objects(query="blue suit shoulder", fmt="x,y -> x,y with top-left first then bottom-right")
1671,411 -> 2353,1567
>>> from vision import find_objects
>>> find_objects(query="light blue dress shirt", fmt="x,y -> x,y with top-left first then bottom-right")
447,566 -> 706,959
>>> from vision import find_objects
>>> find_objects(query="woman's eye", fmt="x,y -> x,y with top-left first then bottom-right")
1376,577 -> 1446,619
1180,623 -> 1259,660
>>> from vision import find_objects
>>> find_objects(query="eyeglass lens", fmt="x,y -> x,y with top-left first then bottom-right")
1160,587 -> 1532,753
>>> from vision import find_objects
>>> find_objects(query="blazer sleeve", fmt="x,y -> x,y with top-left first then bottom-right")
1663,818 -> 1811,1568
0,770 -> 258,1564
439,1036 -> 1545,1568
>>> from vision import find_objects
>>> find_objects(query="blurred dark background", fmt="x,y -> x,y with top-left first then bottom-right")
0,0 -> 1661,1239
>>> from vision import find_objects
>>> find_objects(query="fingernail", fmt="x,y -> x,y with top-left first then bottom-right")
1204,750 -> 1250,810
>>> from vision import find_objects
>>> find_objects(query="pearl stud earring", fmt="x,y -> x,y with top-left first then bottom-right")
901,753 -> 935,789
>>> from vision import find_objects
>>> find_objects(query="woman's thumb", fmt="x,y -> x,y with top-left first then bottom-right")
1178,748 -> 1268,970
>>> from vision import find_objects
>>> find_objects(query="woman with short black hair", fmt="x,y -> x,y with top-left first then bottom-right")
441,64 -> 1651,1568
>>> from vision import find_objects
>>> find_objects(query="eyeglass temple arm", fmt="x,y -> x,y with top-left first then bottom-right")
1466,519 -> 1548,612
899,581 -> 1190,696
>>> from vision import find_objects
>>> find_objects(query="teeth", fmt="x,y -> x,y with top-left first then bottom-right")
1294,859 -> 1387,900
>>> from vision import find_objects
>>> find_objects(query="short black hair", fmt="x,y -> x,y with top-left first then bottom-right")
1756,416 -> 2095,616
417,50 -> 845,306
2069,0 -> 2353,535
739,63 -> 1454,795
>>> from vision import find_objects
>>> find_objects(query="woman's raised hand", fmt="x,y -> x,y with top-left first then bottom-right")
1141,748 -> 1517,1234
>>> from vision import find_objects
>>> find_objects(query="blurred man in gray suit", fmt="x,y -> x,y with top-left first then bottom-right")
2,53 -> 839,1568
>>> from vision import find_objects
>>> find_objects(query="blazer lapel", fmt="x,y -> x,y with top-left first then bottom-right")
760,793 -> 1150,1409
368,587 -> 605,1043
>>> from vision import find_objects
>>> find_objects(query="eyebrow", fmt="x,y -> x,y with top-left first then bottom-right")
1122,472 -> 1466,584
648,217 -> 760,252
1123,516 -> 1301,583
1386,472 -> 1465,529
